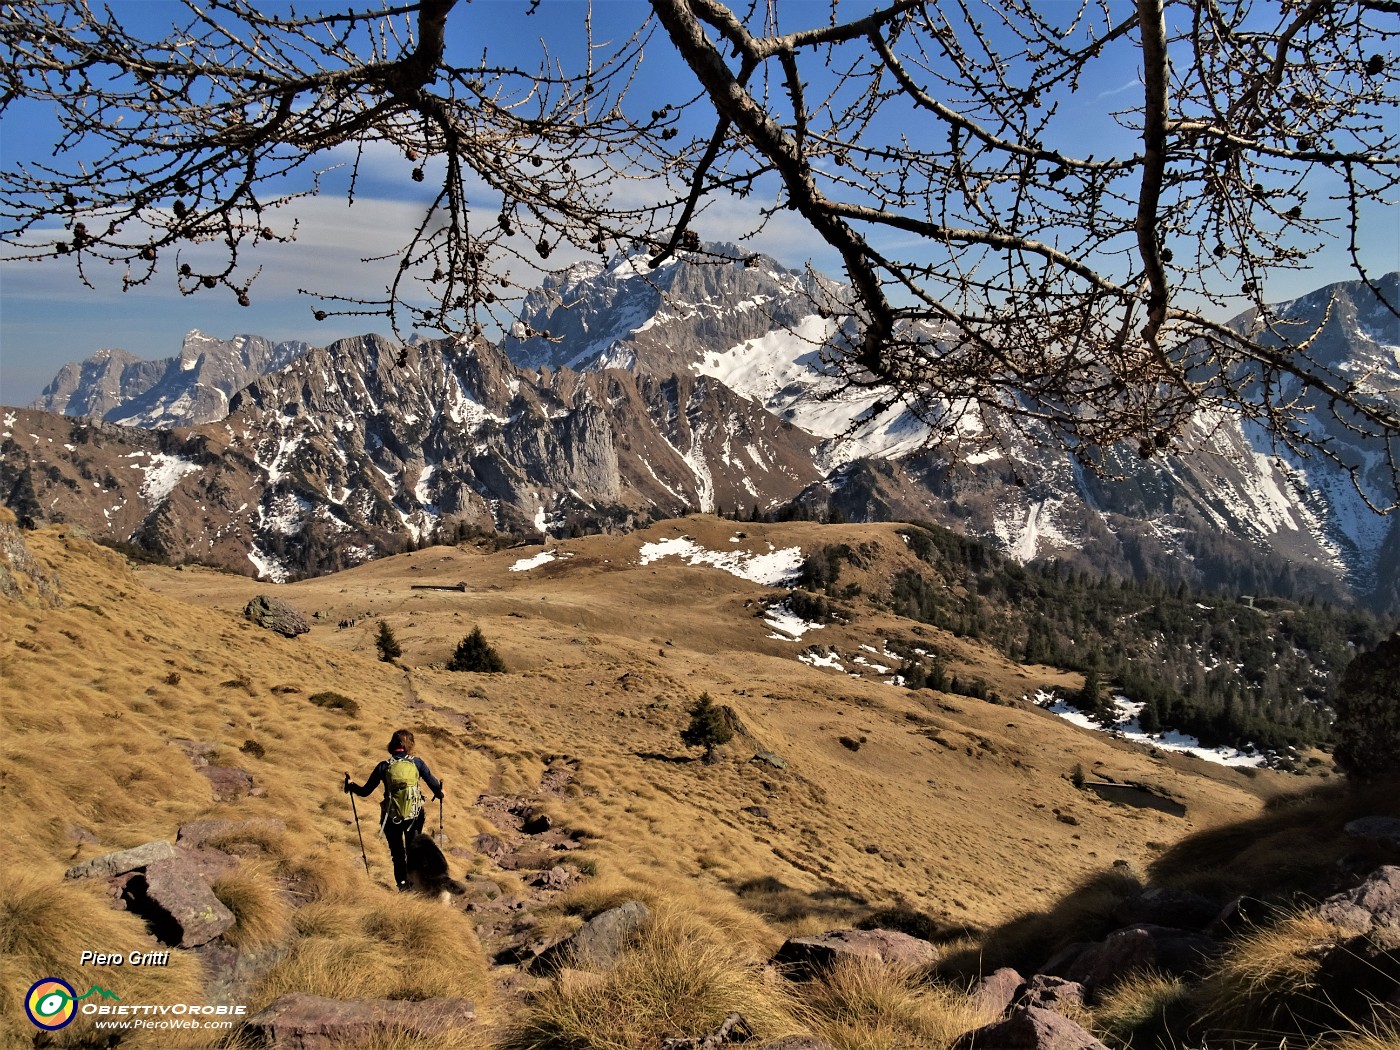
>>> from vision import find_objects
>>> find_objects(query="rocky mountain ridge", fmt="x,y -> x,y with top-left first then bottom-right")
9,251 -> 1399,611
3,332 -> 819,579
31,329 -> 311,428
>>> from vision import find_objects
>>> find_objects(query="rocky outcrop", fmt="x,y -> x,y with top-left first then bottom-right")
65,840 -> 177,880
772,928 -> 938,977
65,833 -> 245,950
244,595 -> 310,637
242,993 -> 476,1048
31,331 -> 309,427
1044,924 -> 1219,999
530,900 -> 650,973
1316,865 -> 1400,935
952,1006 -> 1109,1050
131,857 -> 236,948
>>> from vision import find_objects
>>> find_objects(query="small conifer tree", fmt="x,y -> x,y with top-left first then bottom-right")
375,620 -> 401,663
1332,631 -> 1400,782
680,692 -> 733,760
447,626 -> 506,673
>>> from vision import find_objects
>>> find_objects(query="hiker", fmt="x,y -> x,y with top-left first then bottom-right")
344,729 -> 443,892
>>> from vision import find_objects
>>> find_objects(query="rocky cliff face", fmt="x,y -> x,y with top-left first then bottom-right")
31,330 -> 309,427
505,254 -> 1399,613
3,331 -> 819,579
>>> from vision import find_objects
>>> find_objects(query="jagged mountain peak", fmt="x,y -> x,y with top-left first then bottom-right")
31,328 -> 311,428
503,241 -> 840,376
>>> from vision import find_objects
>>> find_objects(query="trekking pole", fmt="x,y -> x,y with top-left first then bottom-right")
438,777 -> 444,845
345,773 -> 370,877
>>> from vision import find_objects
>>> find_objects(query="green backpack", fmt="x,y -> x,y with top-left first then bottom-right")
383,757 -> 423,824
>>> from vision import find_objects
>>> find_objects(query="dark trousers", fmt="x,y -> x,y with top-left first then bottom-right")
382,810 -> 425,886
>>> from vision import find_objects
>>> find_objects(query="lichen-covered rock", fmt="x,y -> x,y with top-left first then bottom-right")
131,857 -> 236,948
530,900 -> 650,973
65,840 -> 177,880
243,594 -> 309,637
1316,866 -> 1400,936
973,967 -> 1026,1019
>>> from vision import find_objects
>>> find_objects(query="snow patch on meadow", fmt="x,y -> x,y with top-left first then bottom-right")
638,537 -> 803,586
1030,689 -> 1268,767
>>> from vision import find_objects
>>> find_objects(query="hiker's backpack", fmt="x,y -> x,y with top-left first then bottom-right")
383,757 -> 423,824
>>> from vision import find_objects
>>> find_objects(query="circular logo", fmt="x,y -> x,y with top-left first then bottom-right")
25,978 -> 77,1030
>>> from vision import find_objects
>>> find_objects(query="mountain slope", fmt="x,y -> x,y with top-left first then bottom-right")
503,251 -> 1399,611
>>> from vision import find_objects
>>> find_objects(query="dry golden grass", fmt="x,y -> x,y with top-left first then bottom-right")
211,862 -> 294,950
1312,1021 -> 1400,1050
256,895 -> 490,1012
504,907 -> 801,1050
1090,970 -> 1192,1048
0,865 -> 212,1048
797,956 -> 995,1050
1193,910 -> 1346,1042
0,516 -> 1310,1046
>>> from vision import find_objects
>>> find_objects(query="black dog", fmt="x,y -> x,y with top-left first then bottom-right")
405,833 -> 467,904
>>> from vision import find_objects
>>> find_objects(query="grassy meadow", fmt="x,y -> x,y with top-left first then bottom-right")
2,511 -> 1394,1048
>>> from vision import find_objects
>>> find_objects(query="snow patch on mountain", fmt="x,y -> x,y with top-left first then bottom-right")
137,453 -> 200,503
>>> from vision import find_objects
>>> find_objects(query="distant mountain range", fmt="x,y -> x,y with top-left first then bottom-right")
4,248 -> 1397,614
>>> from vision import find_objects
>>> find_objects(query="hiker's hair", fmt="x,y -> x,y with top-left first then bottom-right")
387,729 -> 415,754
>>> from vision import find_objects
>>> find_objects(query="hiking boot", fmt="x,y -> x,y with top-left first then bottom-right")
397,881 -> 412,893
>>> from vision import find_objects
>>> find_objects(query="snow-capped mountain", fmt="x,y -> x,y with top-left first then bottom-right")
30,330 -> 310,427
8,246 -> 1397,611
2,332 -> 819,579
506,251 -> 1399,613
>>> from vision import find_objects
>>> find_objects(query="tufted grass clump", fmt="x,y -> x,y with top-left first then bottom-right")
797,956 -> 994,1050
1192,910 -> 1345,1043
255,894 -> 489,1010
1090,970 -> 1192,1048
0,867 -> 211,1047
505,907 -> 798,1050
211,862 -> 293,949
309,690 -> 360,716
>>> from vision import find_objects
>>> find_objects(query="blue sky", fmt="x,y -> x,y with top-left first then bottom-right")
1,0 -> 1395,407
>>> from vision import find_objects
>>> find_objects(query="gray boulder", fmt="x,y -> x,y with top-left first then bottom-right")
772,928 -> 938,978
65,840 -> 177,880
1020,975 -> 1086,1013
132,857 -> 236,948
973,967 -> 1025,1018
1049,924 -> 1219,998
951,1006 -> 1110,1050
1316,866 -> 1400,936
763,1038 -> 839,1050
243,595 -> 309,637
242,993 -> 476,1048
531,900 -> 650,973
